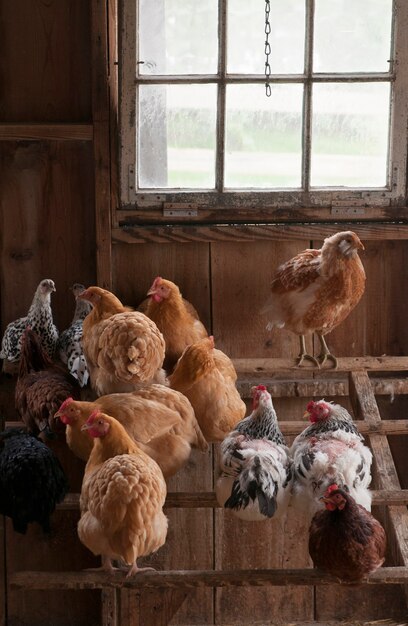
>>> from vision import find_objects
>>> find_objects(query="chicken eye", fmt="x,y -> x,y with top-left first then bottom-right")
98,420 -> 104,425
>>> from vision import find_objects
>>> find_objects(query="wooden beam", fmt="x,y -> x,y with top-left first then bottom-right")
57,489 -> 408,511
91,0 -> 113,289
102,588 -> 117,626
232,356 -> 408,375
0,124 -> 93,141
9,566 -> 408,590
112,223 -> 408,244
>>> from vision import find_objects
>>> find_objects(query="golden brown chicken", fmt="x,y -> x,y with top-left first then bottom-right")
55,384 -> 208,477
144,277 -> 208,371
168,336 -> 246,442
309,484 -> 386,582
260,231 -> 366,368
78,411 -> 167,576
78,286 -> 166,395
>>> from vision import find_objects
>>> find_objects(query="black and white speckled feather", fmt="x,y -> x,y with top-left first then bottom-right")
290,399 -> 372,517
216,386 -> 292,521
0,279 -> 59,363
57,284 -> 91,386
0,428 -> 68,533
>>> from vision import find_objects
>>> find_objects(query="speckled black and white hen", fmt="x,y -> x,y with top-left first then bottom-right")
0,428 -> 68,533
290,400 -> 372,518
216,385 -> 292,521
58,283 -> 91,387
0,279 -> 59,368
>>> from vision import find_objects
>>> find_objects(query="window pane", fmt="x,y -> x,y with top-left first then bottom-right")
139,0 -> 218,75
228,0 -> 305,74
225,84 -> 303,188
138,84 -> 217,189
311,83 -> 390,188
314,0 -> 392,72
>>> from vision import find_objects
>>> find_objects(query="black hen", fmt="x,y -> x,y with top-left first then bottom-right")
0,428 -> 68,533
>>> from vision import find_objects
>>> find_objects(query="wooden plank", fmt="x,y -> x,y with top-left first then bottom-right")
119,589 -> 140,626
0,0 -> 91,121
115,205 -> 408,225
0,124 -> 94,141
232,356 -> 408,374
91,0 -> 113,289
112,223 -> 408,244
349,371 -> 408,565
140,589 -> 188,626
55,489 -> 408,512
108,0 -> 119,227
102,588 -> 118,626
10,566 -> 408,590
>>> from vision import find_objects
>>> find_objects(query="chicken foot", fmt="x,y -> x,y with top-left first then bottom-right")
316,333 -> 338,369
85,556 -> 121,573
126,560 -> 156,578
296,335 -> 320,368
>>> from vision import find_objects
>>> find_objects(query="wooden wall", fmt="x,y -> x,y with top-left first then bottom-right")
1,1 -> 408,625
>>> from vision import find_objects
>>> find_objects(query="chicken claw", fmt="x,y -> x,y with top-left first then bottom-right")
126,563 -> 156,578
316,334 -> 338,369
297,335 -> 320,368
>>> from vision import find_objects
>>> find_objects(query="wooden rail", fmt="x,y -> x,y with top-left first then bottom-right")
232,355 -> 408,375
10,566 -> 408,590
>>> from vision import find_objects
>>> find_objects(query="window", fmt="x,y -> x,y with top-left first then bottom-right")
119,0 -> 408,213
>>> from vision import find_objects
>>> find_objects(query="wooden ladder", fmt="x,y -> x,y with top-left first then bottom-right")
7,358 -> 408,625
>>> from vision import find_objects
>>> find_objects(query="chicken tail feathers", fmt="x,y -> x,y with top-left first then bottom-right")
224,455 -> 278,519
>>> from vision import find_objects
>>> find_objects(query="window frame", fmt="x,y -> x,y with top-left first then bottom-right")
118,0 -> 408,218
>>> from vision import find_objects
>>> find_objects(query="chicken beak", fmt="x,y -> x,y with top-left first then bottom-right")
147,287 -> 156,296
303,410 -> 311,420
54,410 -> 62,419
81,423 -> 91,431
358,241 -> 365,251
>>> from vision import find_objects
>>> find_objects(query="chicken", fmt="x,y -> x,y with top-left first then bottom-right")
290,400 -> 372,518
0,428 -> 68,533
260,231 -> 366,368
1,279 -> 59,372
216,385 -> 292,521
57,283 -> 92,387
144,277 -> 208,371
77,286 -> 166,395
168,335 -> 246,442
78,410 -> 168,576
55,386 -> 208,477
15,328 -> 80,438
309,484 -> 386,582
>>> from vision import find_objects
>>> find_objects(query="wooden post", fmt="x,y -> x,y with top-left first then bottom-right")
101,588 -> 118,626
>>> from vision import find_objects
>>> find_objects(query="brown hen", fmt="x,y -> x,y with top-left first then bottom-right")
15,328 -> 80,438
261,231 -> 366,368
78,411 -> 167,576
55,384 -> 208,477
78,286 -> 166,395
144,277 -> 208,372
169,336 -> 246,442
309,484 -> 386,582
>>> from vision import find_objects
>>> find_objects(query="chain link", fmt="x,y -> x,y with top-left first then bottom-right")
264,0 -> 271,96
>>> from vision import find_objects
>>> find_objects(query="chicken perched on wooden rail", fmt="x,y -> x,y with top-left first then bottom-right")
55,385 -> 208,477
15,329 -> 80,438
290,399 -> 372,518
0,428 -> 68,534
309,484 -> 386,582
1,279 -> 59,373
260,231 -> 366,368
168,335 -> 246,442
57,283 -> 92,387
78,411 -> 168,576
77,286 -> 166,395
144,277 -> 208,372
216,385 -> 292,521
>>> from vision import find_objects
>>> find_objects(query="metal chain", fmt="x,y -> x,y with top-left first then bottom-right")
264,0 -> 272,96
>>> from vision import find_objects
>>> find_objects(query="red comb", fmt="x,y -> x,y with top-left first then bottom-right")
326,484 -> 339,495
59,397 -> 74,411
153,276 -> 162,286
86,409 -> 101,424
256,385 -> 267,391
306,400 -> 316,412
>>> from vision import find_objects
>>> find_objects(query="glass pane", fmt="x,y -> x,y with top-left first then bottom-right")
311,83 -> 390,188
225,84 -> 303,188
228,0 -> 305,74
138,84 -> 217,189
139,0 -> 218,75
314,0 -> 392,72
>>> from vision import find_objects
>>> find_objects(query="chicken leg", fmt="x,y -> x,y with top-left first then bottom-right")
297,335 -> 320,368
316,333 -> 338,369
126,561 -> 155,578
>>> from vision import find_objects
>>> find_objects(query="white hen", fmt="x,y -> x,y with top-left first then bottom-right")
216,385 -> 292,521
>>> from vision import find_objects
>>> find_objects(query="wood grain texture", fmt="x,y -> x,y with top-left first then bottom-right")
0,0 -> 91,121
0,124 -> 93,141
